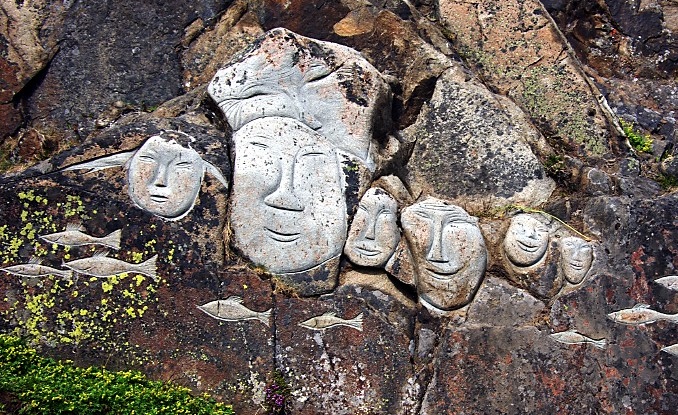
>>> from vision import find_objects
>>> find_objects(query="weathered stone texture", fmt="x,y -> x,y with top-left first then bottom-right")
437,0 -> 616,159
403,67 -> 556,211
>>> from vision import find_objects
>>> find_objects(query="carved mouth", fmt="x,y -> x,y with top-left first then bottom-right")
568,261 -> 584,270
424,264 -> 462,280
354,245 -> 381,257
516,239 -> 542,252
265,228 -> 301,243
150,194 -> 169,203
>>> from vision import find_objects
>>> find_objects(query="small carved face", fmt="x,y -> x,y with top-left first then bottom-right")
344,188 -> 400,268
127,135 -> 204,219
230,117 -> 347,274
503,214 -> 550,267
561,236 -> 593,284
401,199 -> 487,311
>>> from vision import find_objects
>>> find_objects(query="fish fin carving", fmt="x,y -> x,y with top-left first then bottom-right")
322,311 -> 337,317
591,338 -> 607,349
65,223 -> 85,232
92,250 -> 110,258
633,304 -> 651,309
347,312 -> 363,332
103,229 -> 122,250
258,308 -> 272,327
137,254 -> 158,280
225,295 -> 243,304
27,257 -> 42,265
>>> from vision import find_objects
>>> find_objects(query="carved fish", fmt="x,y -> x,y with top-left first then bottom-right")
550,331 -> 607,349
197,296 -> 271,327
654,275 -> 678,291
607,304 -> 678,325
63,251 -> 157,280
0,258 -> 72,279
661,344 -> 678,357
298,311 -> 363,332
40,224 -> 122,250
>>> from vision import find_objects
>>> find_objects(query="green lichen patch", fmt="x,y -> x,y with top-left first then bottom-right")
0,334 -> 234,415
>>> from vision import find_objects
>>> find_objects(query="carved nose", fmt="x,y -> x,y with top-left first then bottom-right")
264,162 -> 304,211
153,164 -> 169,187
264,189 -> 304,211
363,219 -> 377,240
426,221 -> 447,262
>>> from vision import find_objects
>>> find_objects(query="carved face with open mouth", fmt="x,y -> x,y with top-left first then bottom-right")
127,135 -> 205,220
503,214 -> 550,267
401,198 -> 487,311
344,187 -> 400,268
561,236 -> 593,284
230,117 -> 347,274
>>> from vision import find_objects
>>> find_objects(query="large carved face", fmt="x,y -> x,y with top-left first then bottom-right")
561,236 -> 593,284
127,135 -> 204,220
503,214 -> 550,267
401,199 -> 487,311
344,188 -> 400,268
230,117 -> 347,274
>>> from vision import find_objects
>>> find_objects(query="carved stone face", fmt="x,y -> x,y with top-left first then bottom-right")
344,188 -> 400,268
127,135 -> 204,220
401,199 -> 487,311
230,117 -> 347,274
503,214 -> 550,267
561,236 -> 593,284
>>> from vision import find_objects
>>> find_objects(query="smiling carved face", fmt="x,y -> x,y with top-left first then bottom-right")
561,236 -> 593,284
503,214 -> 550,267
229,117 -> 347,274
127,135 -> 204,220
344,188 -> 400,268
401,199 -> 487,311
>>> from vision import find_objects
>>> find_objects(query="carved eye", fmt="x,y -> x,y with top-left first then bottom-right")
237,84 -> 271,100
138,155 -> 156,163
413,210 -> 430,220
175,161 -> 193,170
300,146 -> 327,158
358,205 -> 368,213
250,142 -> 269,149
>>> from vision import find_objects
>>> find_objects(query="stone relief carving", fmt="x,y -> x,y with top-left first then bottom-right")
503,214 -> 550,269
560,236 -> 594,285
197,297 -> 271,327
64,130 -> 229,221
207,27 -> 391,170
401,198 -> 488,312
229,117 -> 347,281
344,187 -> 400,268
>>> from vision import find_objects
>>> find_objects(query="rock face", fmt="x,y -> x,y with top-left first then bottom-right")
1,2 -> 678,415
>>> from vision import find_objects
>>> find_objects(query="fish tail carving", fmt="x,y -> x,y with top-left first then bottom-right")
103,229 -> 122,250
591,338 -> 607,349
347,312 -> 364,332
137,254 -> 158,280
258,308 -> 272,327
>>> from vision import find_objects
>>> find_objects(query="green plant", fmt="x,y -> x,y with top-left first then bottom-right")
0,334 -> 234,415
620,119 -> 653,154
658,174 -> 678,190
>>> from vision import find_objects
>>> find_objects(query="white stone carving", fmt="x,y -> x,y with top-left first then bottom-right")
207,27 -> 391,169
344,187 -> 400,268
401,198 -> 487,312
63,130 -> 228,220
503,214 -> 550,268
229,117 -> 347,275
560,236 -> 593,285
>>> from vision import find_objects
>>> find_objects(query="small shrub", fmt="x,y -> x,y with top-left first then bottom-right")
620,119 -> 653,154
264,371 -> 290,415
0,334 -> 234,415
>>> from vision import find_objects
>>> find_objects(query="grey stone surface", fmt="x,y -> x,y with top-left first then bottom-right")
229,117 -> 347,292
401,197 -> 487,312
560,236 -> 594,285
402,67 -> 555,210
344,187 -> 400,268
